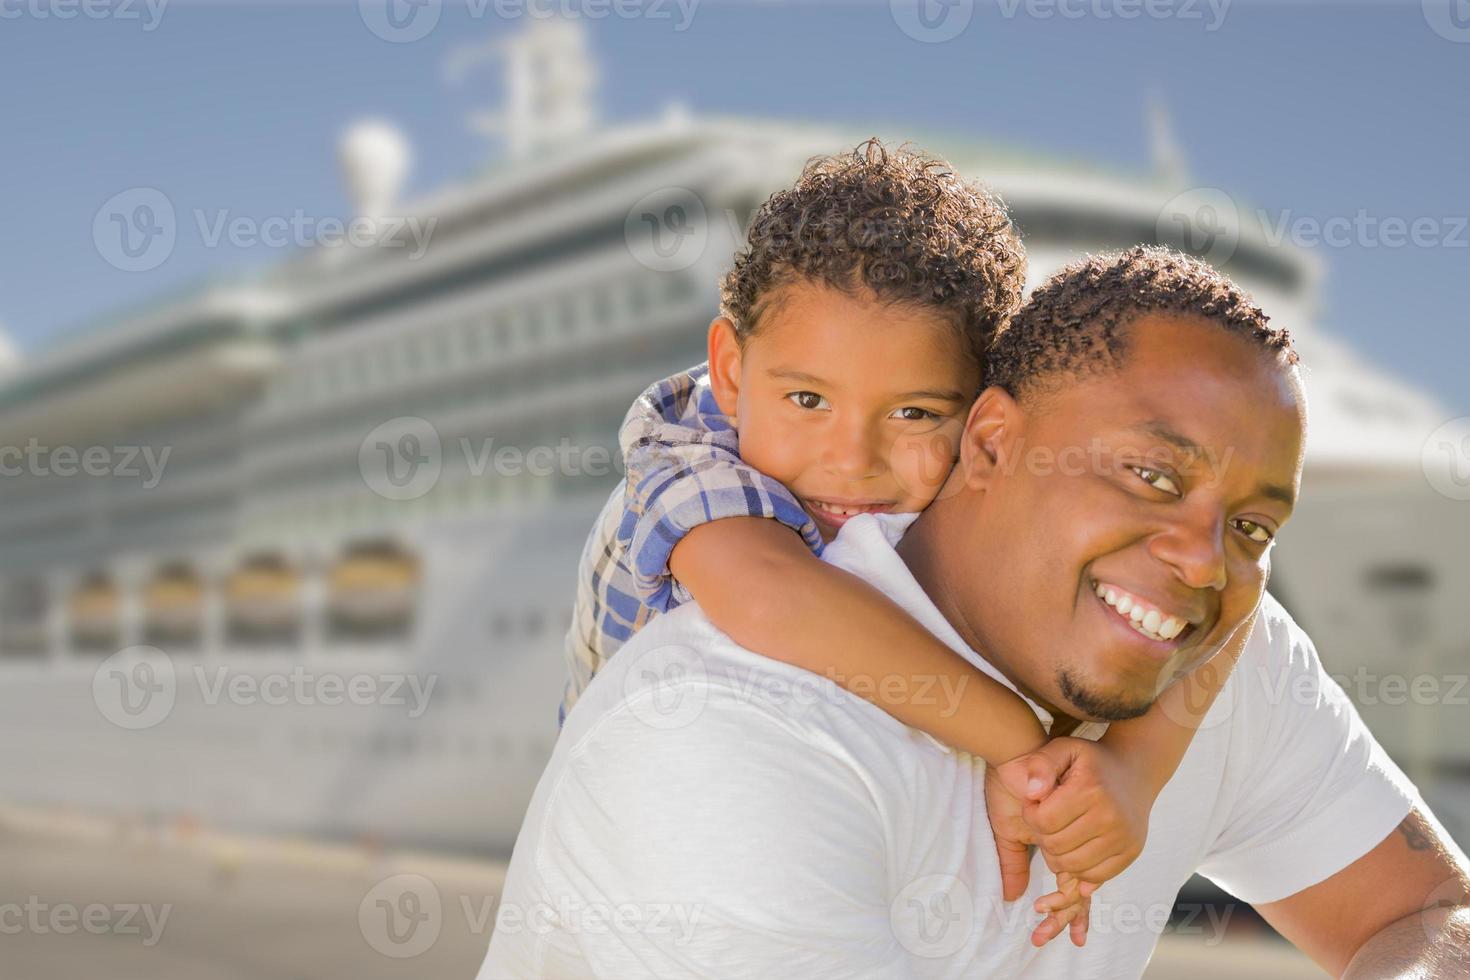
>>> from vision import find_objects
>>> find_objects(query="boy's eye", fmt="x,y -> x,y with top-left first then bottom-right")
1231,518 -> 1275,544
787,391 -> 829,411
891,406 -> 939,422
1130,465 -> 1180,496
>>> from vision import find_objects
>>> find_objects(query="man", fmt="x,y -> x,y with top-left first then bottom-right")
477,247 -> 1470,978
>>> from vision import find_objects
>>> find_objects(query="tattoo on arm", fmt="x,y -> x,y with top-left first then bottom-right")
1399,820 -> 1434,852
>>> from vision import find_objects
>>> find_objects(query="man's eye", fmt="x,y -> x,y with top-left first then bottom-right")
1232,519 -> 1275,544
786,391 -> 829,411
891,406 -> 938,422
1130,466 -> 1180,496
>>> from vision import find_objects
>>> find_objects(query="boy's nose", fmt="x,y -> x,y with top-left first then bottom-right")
823,420 -> 884,479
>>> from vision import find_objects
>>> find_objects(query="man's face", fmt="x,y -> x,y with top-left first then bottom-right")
941,313 -> 1306,722
708,281 -> 980,542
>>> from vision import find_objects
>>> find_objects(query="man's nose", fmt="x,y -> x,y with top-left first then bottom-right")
1148,505 -> 1228,592
823,417 -> 884,479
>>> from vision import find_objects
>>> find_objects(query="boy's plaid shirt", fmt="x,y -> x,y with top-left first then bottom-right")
559,362 -> 825,725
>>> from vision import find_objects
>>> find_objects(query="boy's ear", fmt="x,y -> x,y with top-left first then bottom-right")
706,317 -> 743,421
956,386 -> 1021,491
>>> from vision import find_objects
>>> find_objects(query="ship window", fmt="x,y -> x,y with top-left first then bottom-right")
627,280 -> 650,315
1,578 -> 49,658
224,553 -> 302,648
68,571 -> 120,655
591,284 -> 612,324
143,562 -> 204,648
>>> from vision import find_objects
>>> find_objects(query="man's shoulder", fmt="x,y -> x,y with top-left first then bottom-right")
562,601 -> 916,760
1225,591 -> 1325,711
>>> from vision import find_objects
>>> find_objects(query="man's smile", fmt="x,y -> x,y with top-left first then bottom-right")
1088,577 -> 1203,658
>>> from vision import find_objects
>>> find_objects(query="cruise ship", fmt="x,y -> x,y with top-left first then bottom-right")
1,19 -> 1465,855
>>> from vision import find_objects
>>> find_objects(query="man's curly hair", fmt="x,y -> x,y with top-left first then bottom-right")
986,245 -> 1299,404
719,138 -> 1026,364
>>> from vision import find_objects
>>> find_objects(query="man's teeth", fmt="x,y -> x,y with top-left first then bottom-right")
1093,582 -> 1187,641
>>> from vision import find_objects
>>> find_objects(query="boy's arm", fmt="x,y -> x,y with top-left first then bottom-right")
670,516 -> 1047,765
1013,613 -> 1258,892
1101,610 -> 1257,796
617,364 -> 826,614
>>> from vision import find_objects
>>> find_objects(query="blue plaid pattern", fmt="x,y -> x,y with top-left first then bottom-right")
559,362 -> 824,725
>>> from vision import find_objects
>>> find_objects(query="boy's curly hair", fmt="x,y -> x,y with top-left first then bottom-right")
986,245 -> 1299,403
719,138 -> 1026,364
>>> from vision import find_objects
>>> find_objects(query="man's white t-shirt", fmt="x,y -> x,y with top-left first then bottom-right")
478,512 -> 1418,979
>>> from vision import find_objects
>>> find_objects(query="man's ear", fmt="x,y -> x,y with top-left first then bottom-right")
706,317 -> 743,421
957,386 -> 1021,490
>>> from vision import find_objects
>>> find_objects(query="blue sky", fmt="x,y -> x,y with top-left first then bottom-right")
2,0 -> 1467,412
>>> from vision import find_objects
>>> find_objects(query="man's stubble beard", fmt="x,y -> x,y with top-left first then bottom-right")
1057,668 -> 1154,723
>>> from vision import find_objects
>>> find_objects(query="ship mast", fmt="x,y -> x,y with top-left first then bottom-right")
446,16 -> 598,160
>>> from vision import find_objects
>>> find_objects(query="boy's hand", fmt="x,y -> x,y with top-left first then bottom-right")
984,756 -> 1052,902
1016,737 -> 1154,890
985,753 -> 1092,947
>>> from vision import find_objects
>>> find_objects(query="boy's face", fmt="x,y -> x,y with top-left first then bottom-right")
930,313 -> 1306,722
708,281 -> 979,542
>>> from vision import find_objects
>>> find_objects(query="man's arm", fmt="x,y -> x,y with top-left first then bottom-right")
1256,808 -> 1470,978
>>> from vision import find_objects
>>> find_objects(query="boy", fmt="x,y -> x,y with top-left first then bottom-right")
562,140 -> 1246,945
